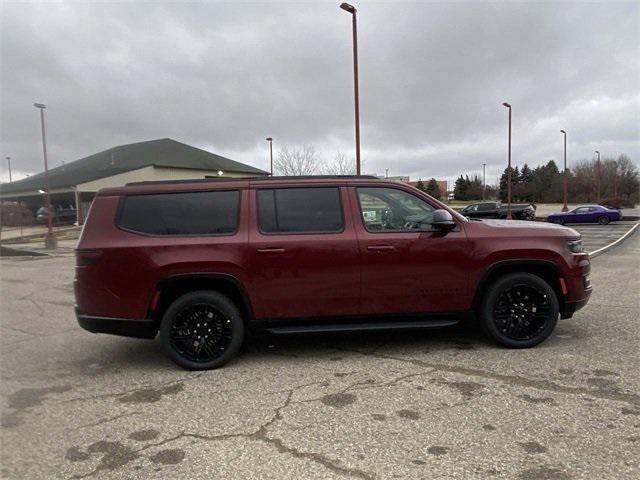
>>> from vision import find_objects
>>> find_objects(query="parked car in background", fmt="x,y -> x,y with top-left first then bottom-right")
460,201 -> 536,220
36,205 -> 77,225
547,205 -> 621,225
75,176 -> 591,370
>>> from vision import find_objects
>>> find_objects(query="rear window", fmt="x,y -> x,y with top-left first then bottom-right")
257,187 -> 343,233
118,190 -> 239,235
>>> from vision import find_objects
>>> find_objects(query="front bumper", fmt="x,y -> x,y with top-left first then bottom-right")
560,289 -> 592,319
76,308 -> 157,339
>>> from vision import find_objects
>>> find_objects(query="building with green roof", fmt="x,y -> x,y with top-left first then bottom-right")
0,138 -> 267,224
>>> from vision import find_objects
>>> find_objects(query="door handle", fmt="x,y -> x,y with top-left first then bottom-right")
257,248 -> 286,254
367,245 -> 395,252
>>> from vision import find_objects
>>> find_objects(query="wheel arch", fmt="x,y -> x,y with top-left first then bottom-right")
471,260 -> 563,311
151,273 -> 254,327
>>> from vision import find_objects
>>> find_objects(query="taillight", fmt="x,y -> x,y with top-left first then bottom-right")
75,249 -> 102,266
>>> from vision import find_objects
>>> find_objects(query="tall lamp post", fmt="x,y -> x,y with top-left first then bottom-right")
5,157 -> 11,182
340,2 -> 361,175
482,163 -> 486,200
34,103 -> 57,249
266,137 -> 273,175
595,150 -> 601,204
560,130 -> 568,211
502,102 -> 512,220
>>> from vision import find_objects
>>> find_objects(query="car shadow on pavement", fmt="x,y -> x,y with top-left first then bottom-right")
243,321 -> 489,361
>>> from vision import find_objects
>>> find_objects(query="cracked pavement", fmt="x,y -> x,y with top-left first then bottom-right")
1,232 -> 639,479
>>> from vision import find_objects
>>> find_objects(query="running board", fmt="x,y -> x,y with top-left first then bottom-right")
265,318 -> 459,335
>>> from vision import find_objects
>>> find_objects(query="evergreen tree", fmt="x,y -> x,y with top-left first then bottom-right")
415,179 -> 426,192
520,163 -> 533,183
426,178 -> 442,199
454,175 -> 468,200
498,166 -> 516,202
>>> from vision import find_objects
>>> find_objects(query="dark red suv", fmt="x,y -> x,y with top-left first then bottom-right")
75,176 -> 591,369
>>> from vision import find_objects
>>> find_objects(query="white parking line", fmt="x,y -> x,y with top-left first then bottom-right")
589,222 -> 640,258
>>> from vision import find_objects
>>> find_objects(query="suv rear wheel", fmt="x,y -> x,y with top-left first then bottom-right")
159,290 -> 244,370
480,273 -> 558,348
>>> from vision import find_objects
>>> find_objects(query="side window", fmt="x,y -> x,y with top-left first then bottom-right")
118,190 -> 240,235
257,187 -> 344,233
478,203 -> 493,211
357,187 -> 435,232
466,204 -> 478,212
575,207 -> 589,214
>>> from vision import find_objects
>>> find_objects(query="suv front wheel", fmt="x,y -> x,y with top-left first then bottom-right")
480,273 -> 559,348
159,290 -> 245,370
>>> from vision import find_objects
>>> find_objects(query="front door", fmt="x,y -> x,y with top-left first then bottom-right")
248,185 -> 360,319
351,186 -> 471,315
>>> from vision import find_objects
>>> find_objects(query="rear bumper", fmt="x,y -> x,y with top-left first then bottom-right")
76,308 -> 157,339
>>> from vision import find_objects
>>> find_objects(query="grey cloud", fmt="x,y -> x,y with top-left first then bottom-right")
1,0 -> 638,185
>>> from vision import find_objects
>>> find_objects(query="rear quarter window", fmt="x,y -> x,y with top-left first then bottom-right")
118,190 -> 239,236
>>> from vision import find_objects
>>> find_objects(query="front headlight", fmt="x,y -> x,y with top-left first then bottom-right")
566,238 -> 584,253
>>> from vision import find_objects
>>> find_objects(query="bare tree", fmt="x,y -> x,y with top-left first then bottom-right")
274,145 -> 321,176
322,151 -> 356,175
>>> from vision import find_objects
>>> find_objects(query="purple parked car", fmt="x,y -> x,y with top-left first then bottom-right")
548,205 -> 621,225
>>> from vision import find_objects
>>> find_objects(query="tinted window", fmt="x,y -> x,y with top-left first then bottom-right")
257,187 -> 343,233
478,203 -> 494,211
119,190 -> 239,235
357,187 -> 435,232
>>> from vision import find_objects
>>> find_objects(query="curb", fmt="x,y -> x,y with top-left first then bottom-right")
589,222 -> 640,258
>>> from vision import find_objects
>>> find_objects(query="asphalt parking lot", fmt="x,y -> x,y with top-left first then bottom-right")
567,221 -> 638,254
1,229 -> 639,480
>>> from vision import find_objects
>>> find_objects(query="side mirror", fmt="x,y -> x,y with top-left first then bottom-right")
432,209 -> 456,231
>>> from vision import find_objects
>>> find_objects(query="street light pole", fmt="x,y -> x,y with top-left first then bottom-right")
340,2 -> 361,176
34,103 -> 57,249
266,137 -> 273,175
502,102 -> 512,220
560,130 -> 568,211
5,157 -> 11,182
482,163 -> 486,200
595,150 -> 601,204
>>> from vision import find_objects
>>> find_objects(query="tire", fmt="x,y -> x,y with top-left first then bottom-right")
555,218 -> 565,225
159,290 -> 245,370
597,216 -> 610,225
479,273 -> 559,349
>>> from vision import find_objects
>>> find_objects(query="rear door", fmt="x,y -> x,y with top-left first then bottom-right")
248,185 -> 360,319
351,185 -> 471,315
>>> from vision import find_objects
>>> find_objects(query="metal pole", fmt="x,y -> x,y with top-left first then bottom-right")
352,11 -> 361,175
34,103 -> 57,248
341,3 -> 361,175
561,130 -> 568,211
595,150 -> 601,203
482,163 -> 486,200
266,137 -> 273,175
502,102 -> 512,220
385,168 -> 388,178
5,157 -> 11,182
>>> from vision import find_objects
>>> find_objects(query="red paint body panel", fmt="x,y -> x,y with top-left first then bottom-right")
75,177 -> 591,328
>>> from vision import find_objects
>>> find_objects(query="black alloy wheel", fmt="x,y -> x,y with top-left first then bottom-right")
492,284 -> 552,341
480,273 -> 559,348
598,216 -> 610,225
160,291 -> 244,370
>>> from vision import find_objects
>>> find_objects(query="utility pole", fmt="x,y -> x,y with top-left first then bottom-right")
340,3 -> 361,175
482,163 -> 486,200
34,102 -> 57,249
502,102 -> 512,219
5,157 -> 11,182
595,150 -> 601,204
560,130 -> 568,211
266,137 -> 273,175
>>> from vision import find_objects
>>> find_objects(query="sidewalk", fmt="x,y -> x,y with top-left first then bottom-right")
0,224 -> 80,243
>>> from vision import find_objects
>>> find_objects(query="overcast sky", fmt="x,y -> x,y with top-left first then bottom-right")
1,0 -> 639,185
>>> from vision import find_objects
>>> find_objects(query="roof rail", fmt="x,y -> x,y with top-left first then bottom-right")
125,175 -> 380,187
